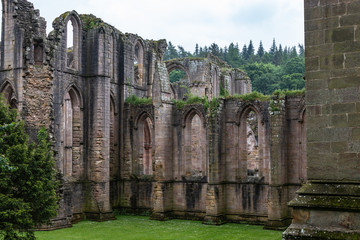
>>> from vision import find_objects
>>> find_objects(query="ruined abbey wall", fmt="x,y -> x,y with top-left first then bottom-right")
0,0 -> 307,231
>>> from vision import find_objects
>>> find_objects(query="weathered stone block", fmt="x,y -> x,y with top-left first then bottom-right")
347,0 -> 360,15
325,27 -> 354,43
332,103 -> 356,114
331,114 -> 348,127
306,56 -> 320,71
328,76 -> 360,89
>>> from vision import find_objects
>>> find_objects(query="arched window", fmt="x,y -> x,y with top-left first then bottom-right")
183,111 -> 206,177
143,118 -> 152,175
62,87 -> 82,176
246,110 -> 259,176
110,96 -> 118,178
1,82 -> 17,109
239,107 -> 265,179
110,34 -> 115,79
212,69 -> 218,98
169,68 -> 187,83
134,41 -> 145,86
136,114 -> 153,175
166,64 -> 190,100
65,15 -> 80,70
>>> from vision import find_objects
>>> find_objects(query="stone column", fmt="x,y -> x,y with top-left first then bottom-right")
150,59 -> 174,220
265,97 -> 290,230
84,77 -> 115,221
203,100 -> 225,225
284,1 -> 360,239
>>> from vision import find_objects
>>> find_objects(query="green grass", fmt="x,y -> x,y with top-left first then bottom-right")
35,215 -> 282,240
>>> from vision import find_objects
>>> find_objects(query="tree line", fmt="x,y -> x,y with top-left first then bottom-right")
164,39 -> 305,95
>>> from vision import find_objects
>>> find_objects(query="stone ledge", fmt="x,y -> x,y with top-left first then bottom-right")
289,182 -> 360,211
264,218 -> 292,231
297,182 -> 360,196
283,223 -> 360,240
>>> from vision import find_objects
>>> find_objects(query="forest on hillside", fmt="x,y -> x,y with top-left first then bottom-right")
163,40 -> 305,95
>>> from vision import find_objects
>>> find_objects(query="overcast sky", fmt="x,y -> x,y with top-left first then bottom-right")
29,0 -> 304,52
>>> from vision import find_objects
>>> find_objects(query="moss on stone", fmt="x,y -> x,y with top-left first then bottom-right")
227,91 -> 271,102
80,14 -> 106,30
125,95 -> 152,105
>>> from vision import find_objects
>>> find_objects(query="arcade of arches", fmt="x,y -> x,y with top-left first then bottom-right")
0,0 -> 312,234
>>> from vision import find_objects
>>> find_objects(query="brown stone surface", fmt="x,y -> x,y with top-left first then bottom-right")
0,0 -> 308,231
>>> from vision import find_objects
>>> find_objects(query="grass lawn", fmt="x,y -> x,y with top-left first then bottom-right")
35,215 -> 283,240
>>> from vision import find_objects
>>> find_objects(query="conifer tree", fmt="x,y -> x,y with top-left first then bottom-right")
247,40 -> 255,60
194,43 -> 199,57
0,98 -> 58,240
241,44 -> 248,60
257,41 -> 265,58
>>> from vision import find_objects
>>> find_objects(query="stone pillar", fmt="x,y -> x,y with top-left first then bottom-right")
284,1 -> 360,239
84,77 -> 115,221
150,59 -> 174,220
265,97 -> 290,230
204,100 -> 225,225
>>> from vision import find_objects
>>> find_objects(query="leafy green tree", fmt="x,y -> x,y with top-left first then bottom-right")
282,57 -> 305,75
0,98 -> 58,240
242,62 -> 281,95
227,43 -> 241,68
169,69 -> 187,83
273,73 -> 304,90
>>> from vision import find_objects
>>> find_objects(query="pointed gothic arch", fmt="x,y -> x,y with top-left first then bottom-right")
134,39 -> 145,86
182,109 -> 207,178
64,12 -> 82,70
134,112 -> 154,175
0,81 -> 17,109
110,94 -> 119,178
238,105 -> 266,180
62,86 -> 83,176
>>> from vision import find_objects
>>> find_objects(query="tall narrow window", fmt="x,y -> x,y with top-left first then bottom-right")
63,88 -> 82,176
65,15 -> 80,70
212,69 -> 218,98
66,20 -> 74,68
136,115 -> 153,175
134,41 -> 144,86
246,110 -> 259,177
110,35 -> 115,79
143,118 -> 152,175
184,112 -> 206,177
110,96 -> 118,178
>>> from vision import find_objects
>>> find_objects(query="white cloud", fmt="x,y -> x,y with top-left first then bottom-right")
28,0 -> 304,51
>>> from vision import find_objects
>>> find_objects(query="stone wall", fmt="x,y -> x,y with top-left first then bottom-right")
0,0 -> 307,231
284,0 -> 360,239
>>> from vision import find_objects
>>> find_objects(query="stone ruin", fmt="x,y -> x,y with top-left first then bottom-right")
3,0 -> 357,239
0,0 -> 306,231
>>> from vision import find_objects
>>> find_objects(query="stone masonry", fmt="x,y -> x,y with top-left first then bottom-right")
284,1 -> 360,239
0,0 -> 308,231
